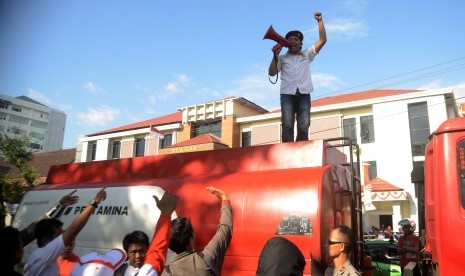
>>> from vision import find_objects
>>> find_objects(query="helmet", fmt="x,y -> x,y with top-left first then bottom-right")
398,218 -> 416,232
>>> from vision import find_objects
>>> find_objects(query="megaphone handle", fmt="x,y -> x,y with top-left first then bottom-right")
269,55 -> 279,84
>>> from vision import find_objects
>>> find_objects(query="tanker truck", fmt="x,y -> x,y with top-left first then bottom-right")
12,137 -> 363,275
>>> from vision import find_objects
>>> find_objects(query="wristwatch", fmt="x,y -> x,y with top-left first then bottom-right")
89,199 -> 99,208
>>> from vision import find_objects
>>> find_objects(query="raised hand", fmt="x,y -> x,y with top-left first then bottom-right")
94,187 -> 107,204
154,192 -> 179,214
206,186 -> 228,201
59,189 -> 79,207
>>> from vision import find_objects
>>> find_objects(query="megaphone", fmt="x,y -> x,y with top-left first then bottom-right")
263,25 -> 291,48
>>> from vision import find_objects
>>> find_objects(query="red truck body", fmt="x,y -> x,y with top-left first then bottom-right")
424,117 -> 465,275
15,139 -> 361,275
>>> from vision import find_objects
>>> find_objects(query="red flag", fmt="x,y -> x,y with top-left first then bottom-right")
149,125 -> 164,139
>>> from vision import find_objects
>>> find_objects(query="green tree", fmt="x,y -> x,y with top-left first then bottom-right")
0,134 -> 39,187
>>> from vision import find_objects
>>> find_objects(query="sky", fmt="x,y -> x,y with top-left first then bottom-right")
1,0 -> 465,149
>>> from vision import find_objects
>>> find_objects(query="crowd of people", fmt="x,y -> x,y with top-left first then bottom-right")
0,185 -> 367,276
0,186 -> 232,276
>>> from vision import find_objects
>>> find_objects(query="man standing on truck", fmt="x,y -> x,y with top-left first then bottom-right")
324,225 -> 361,276
165,186 -> 232,276
23,187 -> 107,276
268,11 -> 327,142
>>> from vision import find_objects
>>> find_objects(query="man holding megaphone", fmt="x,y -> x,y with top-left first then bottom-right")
268,12 -> 326,143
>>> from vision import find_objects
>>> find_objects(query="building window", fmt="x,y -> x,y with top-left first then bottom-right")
0,112 -> 6,120
193,120 -> 221,138
12,105 -> 22,112
30,132 -> 45,140
134,137 -> 145,157
31,120 -> 47,129
7,127 -> 26,136
242,131 -> 251,147
91,143 -> 97,161
408,102 -> 430,157
360,115 -> 375,144
159,133 -> 173,149
0,101 -> 9,109
111,141 -> 121,159
342,118 -> 357,143
29,143 -> 43,150
9,115 -> 29,125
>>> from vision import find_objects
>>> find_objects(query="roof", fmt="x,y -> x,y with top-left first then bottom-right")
249,89 -> 423,115
366,177 -> 404,191
16,95 -> 48,107
0,148 -> 76,178
169,133 -> 228,148
312,89 -> 421,107
88,96 -> 269,137
88,111 -> 182,136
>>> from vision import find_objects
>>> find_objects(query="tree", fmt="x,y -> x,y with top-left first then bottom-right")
0,134 -> 39,187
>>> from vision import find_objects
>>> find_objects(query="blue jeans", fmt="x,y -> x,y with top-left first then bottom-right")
280,91 -> 311,142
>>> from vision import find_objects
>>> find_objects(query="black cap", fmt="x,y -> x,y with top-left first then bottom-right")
285,30 -> 303,41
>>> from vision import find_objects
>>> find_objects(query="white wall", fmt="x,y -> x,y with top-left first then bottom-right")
368,94 -> 450,222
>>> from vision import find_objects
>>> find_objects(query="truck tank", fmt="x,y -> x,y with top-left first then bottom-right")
13,138 -> 362,275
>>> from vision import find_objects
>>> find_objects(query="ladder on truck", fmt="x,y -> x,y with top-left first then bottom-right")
324,137 -> 363,272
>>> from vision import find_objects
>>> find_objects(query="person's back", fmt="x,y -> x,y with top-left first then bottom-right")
166,187 -> 232,276
168,250 -> 215,276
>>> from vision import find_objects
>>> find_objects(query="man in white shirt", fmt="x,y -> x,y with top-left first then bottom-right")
268,11 -> 327,142
24,187 -> 107,276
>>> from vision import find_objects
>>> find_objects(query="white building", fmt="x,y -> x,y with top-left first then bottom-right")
0,94 -> 66,152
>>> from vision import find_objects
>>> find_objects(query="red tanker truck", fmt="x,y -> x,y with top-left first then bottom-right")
13,138 -> 363,275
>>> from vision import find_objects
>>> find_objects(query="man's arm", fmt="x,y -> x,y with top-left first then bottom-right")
143,192 -> 179,275
268,44 -> 283,76
313,12 -> 327,54
20,190 -> 79,246
62,187 -> 106,246
201,187 -> 233,276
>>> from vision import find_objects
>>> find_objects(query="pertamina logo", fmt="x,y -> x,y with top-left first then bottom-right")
62,205 -> 129,216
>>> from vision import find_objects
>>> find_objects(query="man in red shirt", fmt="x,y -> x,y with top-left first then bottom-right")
397,219 -> 420,270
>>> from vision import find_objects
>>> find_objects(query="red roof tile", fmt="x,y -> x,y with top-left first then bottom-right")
0,148 -> 76,178
88,111 -> 182,136
169,133 -> 228,148
365,177 -> 403,191
312,89 -> 421,107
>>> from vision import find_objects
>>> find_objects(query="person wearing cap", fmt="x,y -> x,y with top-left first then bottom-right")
268,11 -> 327,142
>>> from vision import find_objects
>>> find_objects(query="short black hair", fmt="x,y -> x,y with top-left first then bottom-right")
335,225 -> 354,253
169,217 -> 194,254
35,218 -> 63,247
122,230 -> 149,253
0,226 -> 22,268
